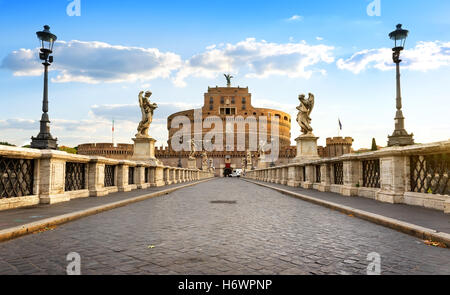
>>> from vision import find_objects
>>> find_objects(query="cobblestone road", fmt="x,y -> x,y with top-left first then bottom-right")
0,178 -> 448,275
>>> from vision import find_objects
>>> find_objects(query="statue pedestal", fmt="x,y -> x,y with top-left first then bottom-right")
294,134 -> 320,163
202,164 -> 209,171
257,155 -> 267,169
188,158 -> 197,169
132,137 -> 160,165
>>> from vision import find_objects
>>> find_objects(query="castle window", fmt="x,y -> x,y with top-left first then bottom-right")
220,97 -> 225,104
209,97 -> 213,104
231,97 -> 235,104
284,116 -> 288,121
209,104 -> 213,111
242,97 -> 246,104
242,104 -> 246,110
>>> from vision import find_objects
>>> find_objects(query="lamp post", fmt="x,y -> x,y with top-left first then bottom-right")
387,24 -> 414,147
178,136 -> 183,168
31,25 -> 58,149
270,136 -> 275,167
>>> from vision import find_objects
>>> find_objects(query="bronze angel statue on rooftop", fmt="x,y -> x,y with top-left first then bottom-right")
296,93 -> 315,135
224,74 -> 233,87
136,90 -> 158,138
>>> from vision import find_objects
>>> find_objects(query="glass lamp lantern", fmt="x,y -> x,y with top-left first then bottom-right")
389,24 -> 409,50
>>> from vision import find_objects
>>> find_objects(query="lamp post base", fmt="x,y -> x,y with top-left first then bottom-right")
30,136 -> 58,150
387,132 -> 414,147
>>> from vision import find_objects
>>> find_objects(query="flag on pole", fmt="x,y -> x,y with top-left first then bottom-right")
338,118 -> 343,131
112,119 -> 115,146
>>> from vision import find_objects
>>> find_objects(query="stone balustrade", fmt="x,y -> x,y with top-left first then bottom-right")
0,145 -> 214,211
244,140 -> 450,214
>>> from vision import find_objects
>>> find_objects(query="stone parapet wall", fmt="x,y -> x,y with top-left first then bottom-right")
244,140 -> 450,214
78,143 -> 134,160
0,145 -> 214,211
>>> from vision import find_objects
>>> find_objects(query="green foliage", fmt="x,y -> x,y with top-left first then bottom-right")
0,141 -> 16,147
59,146 -> 78,154
371,138 -> 378,151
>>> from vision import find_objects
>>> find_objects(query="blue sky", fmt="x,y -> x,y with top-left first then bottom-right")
0,0 -> 449,149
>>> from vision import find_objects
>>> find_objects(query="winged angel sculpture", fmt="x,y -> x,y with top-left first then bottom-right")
296,93 -> 315,135
136,91 -> 158,138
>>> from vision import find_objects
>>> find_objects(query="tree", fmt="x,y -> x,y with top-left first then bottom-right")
59,146 -> 77,154
0,142 -> 16,147
371,138 -> 378,151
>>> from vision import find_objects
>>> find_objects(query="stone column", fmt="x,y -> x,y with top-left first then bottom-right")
154,166 -> 165,187
269,169 -> 273,183
301,165 -> 314,189
180,169 -> 185,182
341,160 -> 360,196
117,163 -> 131,192
39,152 -> 70,204
276,168 -> 282,184
88,159 -> 108,197
318,164 -> 331,192
376,155 -> 408,203
287,166 -> 295,187
173,169 -> 179,184
136,164 -> 149,189
163,167 -> 170,185
280,167 -> 288,185
169,168 -> 175,184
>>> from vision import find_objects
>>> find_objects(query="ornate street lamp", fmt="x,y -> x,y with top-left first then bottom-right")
31,25 -> 58,150
178,137 -> 183,168
387,24 -> 414,147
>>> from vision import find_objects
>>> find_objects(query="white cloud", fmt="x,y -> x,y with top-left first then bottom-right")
0,118 -> 37,130
174,38 -> 335,86
337,41 -> 450,74
90,102 -> 199,121
316,37 -> 324,41
1,49 -> 42,76
287,15 -> 303,22
2,38 -> 334,87
1,40 -> 182,84
0,101 -> 201,147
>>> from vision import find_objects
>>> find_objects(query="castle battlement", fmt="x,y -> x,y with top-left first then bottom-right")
326,137 -> 354,146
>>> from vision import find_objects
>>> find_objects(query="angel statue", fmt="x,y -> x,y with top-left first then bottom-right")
241,157 -> 246,169
224,74 -> 233,87
202,150 -> 208,166
296,93 -> 315,135
246,149 -> 252,166
136,91 -> 158,138
189,139 -> 197,160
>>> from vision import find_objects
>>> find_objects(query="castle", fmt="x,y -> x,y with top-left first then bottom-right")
77,84 -> 354,176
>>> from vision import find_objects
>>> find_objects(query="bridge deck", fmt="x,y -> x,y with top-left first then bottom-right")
0,178 -> 448,275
